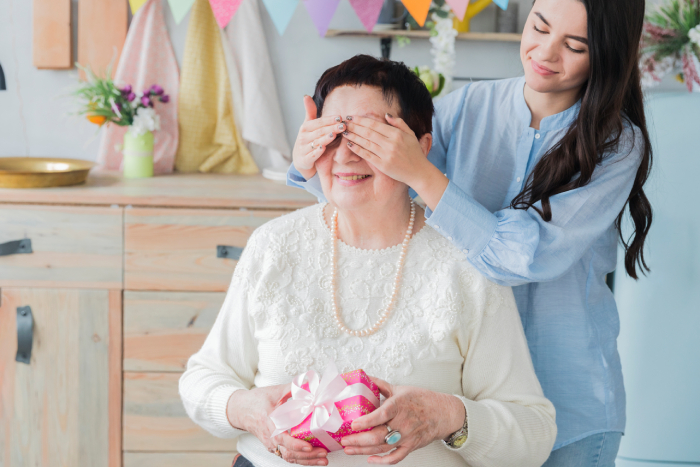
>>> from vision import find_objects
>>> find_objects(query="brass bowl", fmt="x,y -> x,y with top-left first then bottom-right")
0,157 -> 95,188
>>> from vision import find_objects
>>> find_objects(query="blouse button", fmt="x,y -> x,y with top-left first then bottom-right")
535,133 -> 541,139
447,236 -> 453,241
434,225 -> 440,230
517,177 -> 522,182
463,249 -> 469,254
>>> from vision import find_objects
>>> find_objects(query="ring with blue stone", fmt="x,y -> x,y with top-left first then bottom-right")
384,425 -> 402,445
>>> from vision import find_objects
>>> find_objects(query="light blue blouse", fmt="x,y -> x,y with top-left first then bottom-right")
287,76 -> 643,449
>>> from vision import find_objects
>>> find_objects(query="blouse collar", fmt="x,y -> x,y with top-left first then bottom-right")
514,76 -> 581,132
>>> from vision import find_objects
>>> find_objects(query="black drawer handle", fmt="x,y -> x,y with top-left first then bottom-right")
217,245 -> 244,260
16,306 -> 33,365
0,239 -> 32,257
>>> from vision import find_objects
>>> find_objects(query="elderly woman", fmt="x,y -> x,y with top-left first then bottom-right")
179,55 -> 556,467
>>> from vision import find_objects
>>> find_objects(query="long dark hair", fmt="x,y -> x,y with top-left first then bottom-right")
511,0 -> 653,279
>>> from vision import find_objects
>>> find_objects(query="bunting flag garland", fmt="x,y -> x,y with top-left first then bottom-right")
445,0 -> 470,20
400,0 -> 431,27
208,0 -> 245,28
98,0 -> 180,174
303,0 -> 341,36
348,0 -> 385,32
175,0 -> 258,174
492,0 -> 509,10
168,0 -> 197,23
128,0 -> 149,15
261,0 -> 299,35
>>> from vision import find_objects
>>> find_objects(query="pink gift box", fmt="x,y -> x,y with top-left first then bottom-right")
288,369 -> 380,451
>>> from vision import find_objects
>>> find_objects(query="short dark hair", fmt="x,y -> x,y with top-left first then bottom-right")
312,55 -> 434,138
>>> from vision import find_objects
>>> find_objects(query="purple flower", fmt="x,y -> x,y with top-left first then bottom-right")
111,102 -> 122,113
120,85 -> 132,95
159,94 -> 170,103
127,92 -> 136,102
149,84 -> 164,96
141,96 -> 153,107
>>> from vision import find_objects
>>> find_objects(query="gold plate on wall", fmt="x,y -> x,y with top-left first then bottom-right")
0,157 -> 95,188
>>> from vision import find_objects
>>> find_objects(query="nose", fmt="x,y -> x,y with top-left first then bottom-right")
334,138 -> 362,164
535,36 -> 559,63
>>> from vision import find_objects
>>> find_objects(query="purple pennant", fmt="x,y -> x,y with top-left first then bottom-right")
348,0 -> 384,32
303,0 -> 341,36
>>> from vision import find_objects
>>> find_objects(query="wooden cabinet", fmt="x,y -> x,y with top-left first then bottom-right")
0,172 -> 315,467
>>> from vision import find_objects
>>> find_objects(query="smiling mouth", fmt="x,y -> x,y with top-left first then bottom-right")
337,174 -> 371,180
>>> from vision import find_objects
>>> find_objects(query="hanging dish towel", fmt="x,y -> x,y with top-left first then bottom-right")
225,0 -> 292,170
175,0 -> 258,174
97,0 -> 179,174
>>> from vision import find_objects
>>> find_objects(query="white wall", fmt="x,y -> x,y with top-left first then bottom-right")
0,0 -> 688,160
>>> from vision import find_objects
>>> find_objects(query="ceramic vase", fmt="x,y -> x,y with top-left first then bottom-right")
123,130 -> 154,179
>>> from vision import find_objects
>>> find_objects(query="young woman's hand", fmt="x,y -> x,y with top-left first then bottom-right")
226,385 -> 329,465
342,114 -> 434,188
292,96 -> 346,181
339,377 -> 465,464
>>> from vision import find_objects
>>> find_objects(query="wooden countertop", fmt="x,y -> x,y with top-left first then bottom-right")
0,171 -> 317,210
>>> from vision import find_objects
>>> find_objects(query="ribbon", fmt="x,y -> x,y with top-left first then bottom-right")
270,361 -> 380,452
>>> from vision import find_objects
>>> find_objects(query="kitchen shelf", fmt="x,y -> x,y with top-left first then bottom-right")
325,29 -> 522,42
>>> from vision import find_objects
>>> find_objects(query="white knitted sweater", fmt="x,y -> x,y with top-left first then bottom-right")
179,204 -> 557,467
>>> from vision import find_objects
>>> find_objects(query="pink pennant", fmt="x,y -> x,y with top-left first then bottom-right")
445,0 -> 469,21
208,0 -> 244,28
303,0 -> 341,36
348,0 -> 384,32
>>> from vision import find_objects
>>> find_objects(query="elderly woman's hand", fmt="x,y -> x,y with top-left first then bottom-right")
292,96 -> 346,181
226,385 -> 329,466
340,377 -> 465,465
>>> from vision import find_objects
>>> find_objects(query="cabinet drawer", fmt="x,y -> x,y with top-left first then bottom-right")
0,205 -> 123,288
124,452 -> 237,467
123,372 -> 236,452
124,291 -> 225,372
124,208 -> 286,292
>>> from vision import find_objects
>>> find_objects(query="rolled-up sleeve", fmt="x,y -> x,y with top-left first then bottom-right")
425,128 -> 643,286
286,165 -> 326,202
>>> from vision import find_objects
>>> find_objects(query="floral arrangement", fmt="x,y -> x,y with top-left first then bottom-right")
639,0 -> 700,91
414,66 -> 446,97
74,65 -> 170,135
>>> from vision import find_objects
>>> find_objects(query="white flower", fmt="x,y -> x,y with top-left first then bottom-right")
130,106 -> 161,136
429,8 -> 457,97
689,24 -> 700,47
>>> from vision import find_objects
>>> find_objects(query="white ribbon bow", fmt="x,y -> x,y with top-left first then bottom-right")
269,361 -> 380,451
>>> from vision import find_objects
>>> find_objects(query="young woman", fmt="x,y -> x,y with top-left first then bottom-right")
287,0 -> 653,465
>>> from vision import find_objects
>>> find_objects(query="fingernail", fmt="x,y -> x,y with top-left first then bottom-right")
345,448 -> 354,455
303,447 -> 312,452
335,116 -> 341,122
317,452 -> 327,458
347,142 -> 353,147
346,116 -> 353,121
328,132 -> 334,138
343,131 -> 348,136
337,124 -> 344,130
319,145 -> 323,150
386,113 -> 393,118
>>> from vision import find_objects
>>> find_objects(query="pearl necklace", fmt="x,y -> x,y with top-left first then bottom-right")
329,200 -> 416,337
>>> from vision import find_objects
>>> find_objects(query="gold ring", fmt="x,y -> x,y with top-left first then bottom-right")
274,445 -> 282,457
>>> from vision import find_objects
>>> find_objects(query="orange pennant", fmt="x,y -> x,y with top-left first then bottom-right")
401,0 -> 431,27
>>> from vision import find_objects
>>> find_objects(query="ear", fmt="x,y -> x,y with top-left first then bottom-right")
418,133 -> 433,157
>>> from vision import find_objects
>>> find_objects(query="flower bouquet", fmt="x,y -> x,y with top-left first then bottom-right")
639,0 -> 700,92
74,65 -> 170,178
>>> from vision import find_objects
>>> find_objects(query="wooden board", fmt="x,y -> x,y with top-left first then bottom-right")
0,288 -> 111,466
33,0 -> 72,69
124,208 -> 284,291
0,172 -> 317,210
325,29 -> 522,42
124,452 -> 238,467
108,290 -> 123,467
123,372 -> 237,452
77,0 -> 127,78
0,205 -> 123,289
123,291 -> 225,372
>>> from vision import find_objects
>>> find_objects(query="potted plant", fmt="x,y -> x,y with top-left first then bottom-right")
74,65 -> 170,178
639,0 -> 700,92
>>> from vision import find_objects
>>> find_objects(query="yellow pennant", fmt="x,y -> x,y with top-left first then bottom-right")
129,0 -> 149,15
400,0 -> 431,27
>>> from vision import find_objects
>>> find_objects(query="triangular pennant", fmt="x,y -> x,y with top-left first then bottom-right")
492,0 -> 508,10
261,0 -> 299,35
445,0 -> 469,21
400,0 -> 431,27
348,0 -> 385,32
168,0 -> 197,23
303,0 -> 341,36
129,0 -> 149,15
208,0 -> 245,28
